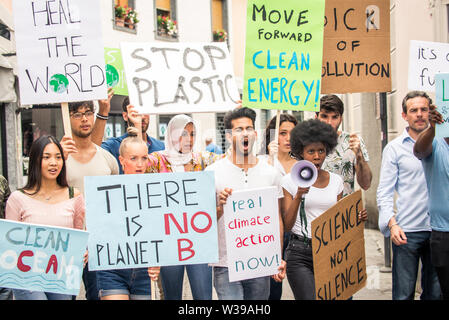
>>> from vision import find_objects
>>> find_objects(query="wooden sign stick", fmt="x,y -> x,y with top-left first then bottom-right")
61,102 -> 72,138
151,279 -> 157,300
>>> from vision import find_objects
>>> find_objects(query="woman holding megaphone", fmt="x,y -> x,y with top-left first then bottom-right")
281,119 -> 367,300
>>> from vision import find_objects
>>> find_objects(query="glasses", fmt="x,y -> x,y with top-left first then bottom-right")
70,111 -> 94,119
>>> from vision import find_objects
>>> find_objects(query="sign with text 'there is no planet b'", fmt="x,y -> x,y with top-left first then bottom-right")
243,0 -> 325,112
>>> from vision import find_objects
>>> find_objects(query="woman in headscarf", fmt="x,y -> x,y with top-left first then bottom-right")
147,114 -> 222,300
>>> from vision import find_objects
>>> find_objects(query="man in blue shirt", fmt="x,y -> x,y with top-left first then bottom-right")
205,136 -> 223,154
100,97 -> 164,173
414,100 -> 449,300
377,91 -> 441,300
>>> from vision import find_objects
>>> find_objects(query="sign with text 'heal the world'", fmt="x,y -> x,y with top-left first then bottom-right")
0,220 -> 88,296
243,0 -> 325,111
408,40 -> 449,92
120,42 -> 240,114
312,190 -> 366,300
85,171 -> 218,271
321,0 -> 391,93
13,0 -> 107,105
223,187 -> 281,282
435,73 -> 449,138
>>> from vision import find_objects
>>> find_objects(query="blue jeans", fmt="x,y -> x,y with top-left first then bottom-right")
82,264 -> 99,300
161,264 -> 212,300
12,289 -> 72,300
392,231 -> 441,300
96,268 -> 152,300
213,266 -> 270,300
0,288 -> 12,300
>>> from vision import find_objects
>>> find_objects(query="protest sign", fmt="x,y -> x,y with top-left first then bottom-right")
435,73 -> 449,138
409,40 -> 449,92
321,0 -> 391,93
312,190 -> 366,300
0,220 -> 88,296
105,47 -> 129,96
12,0 -> 107,105
120,42 -> 239,114
223,187 -> 281,282
242,0 -> 325,112
85,171 -> 218,271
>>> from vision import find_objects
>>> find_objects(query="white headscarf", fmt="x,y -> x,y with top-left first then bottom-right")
162,114 -> 197,172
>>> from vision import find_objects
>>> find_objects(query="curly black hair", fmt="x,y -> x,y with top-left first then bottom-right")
290,119 -> 338,159
223,107 -> 256,130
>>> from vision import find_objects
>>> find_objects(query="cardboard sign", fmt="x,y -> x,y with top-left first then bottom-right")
0,220 -> 88,295
85,171 -> 218,271
104,47 -> 129,96
13,0 -> 107,105
435,73 -> 449,138
120,42 -> 240,114
242,0 -> 326,111
223,187 -> 281,282
312,190 -> 366,300
409,40 -> 449,92
321,0 -> 391,93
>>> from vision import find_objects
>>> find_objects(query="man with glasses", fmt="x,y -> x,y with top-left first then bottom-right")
60,97 -> 119,300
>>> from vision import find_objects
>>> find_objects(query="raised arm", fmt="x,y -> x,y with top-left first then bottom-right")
91,88 -> 113,146
414,105 -> 443,159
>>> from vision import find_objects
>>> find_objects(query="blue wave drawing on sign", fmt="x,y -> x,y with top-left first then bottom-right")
0,272 -> 69,292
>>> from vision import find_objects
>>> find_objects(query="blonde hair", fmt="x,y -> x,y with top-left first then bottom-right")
119,127 -> 146,156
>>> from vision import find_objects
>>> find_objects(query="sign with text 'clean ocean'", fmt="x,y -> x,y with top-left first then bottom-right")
85,171 -> 218,271
0,220 -> 88,295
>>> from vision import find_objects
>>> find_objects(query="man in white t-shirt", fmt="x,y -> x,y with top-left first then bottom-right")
205,107 -> 286,300
60,97 -> 119,300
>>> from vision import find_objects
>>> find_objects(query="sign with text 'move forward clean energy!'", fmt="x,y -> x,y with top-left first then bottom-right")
243,0 -> 325,112
435,73 -> 449,138
0,220 -> 88,296
12,0 -> 107,105
84,171 -> 218,271
223,187 -> 281,282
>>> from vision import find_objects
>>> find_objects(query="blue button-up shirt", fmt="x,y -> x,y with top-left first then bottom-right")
101,133 -> 165,174
377,128 -> 431,237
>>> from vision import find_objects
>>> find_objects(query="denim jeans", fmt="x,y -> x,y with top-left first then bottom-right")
82,264 -> 99,300
430,230 -> 449,300
96,268 -> 152,300
213,266 -> 270,300
160,264 -> 212,300
392,231 -> 441,300
285,234 -> 315,300
12,289 -> 72,300
0,288 -> 12,300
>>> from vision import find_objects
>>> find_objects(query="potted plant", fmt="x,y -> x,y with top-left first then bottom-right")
115,4 -> 126,27
213,29 -> 228,42
125,7 -> 139,29
157,15 -> 178,38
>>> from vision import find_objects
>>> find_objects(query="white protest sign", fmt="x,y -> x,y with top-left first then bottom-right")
13,0 -> 108,105
408,40 -> 449,92
223,187 -> 281,282
120,42 -> 240,114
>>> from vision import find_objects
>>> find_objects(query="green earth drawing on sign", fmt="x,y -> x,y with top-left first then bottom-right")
49,74 -> 69,93
106,64 -> 120,88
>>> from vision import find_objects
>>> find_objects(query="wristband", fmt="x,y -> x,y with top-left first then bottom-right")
389,223 -> 398,230
96,113 -> 109,120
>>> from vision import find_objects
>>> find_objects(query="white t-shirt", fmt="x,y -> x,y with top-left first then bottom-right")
205,157 -> 283,267
281,171 -> 343,239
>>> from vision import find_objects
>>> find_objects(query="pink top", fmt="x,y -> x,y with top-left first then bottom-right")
5,190 -> 85,230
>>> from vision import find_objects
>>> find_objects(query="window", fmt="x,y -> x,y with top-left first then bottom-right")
211,0 -> 228,43
113,0 -> 138,34
155,0 -> 178,41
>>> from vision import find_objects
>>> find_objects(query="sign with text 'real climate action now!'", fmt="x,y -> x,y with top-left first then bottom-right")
243,0 -> 325,111
435,73 -> 449,138
85,171 -> 218,271
0,220 -> 88,296
13,0 -> 108,105
120,42 -> 240,114
223,187 -> 281,282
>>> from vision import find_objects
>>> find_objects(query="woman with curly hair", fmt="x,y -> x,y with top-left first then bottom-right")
281,119 -> 367,300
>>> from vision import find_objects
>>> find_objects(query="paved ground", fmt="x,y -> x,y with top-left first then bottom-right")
78,228 -> 401,300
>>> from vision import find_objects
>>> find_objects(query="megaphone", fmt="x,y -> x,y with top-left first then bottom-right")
290,160 -> 318,188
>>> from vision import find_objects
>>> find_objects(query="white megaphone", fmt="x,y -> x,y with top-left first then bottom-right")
290,160 -> 318,188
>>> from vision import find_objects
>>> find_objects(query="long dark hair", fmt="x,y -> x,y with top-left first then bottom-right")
259,113 -> 298,155
22,135 -> 68,195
